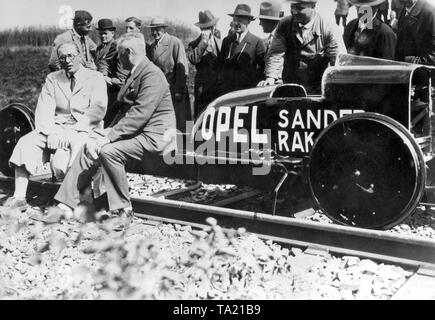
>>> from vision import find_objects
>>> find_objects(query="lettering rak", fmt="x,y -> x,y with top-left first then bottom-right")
277,108 -> 364,153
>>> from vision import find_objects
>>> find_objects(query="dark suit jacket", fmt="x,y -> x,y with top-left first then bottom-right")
95,39 -> 128,83
187,35 -> 221,114
395,0 -> 435,65
344,17 -> 396,60
148,33 -> 189,95
107,57 -> 176,155
392,0 -> 405,14
217,31 -> 266,95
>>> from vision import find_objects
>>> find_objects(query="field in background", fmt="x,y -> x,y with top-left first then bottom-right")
0,18 -> 199,47
0,19 -> 198,110
0,46 -> 51,109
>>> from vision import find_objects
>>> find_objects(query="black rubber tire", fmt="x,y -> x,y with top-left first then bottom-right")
309,112 -> 426,230
0,103 -> 35,176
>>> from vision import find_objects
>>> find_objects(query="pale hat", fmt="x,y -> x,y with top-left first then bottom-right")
259,1 -> 284,21
145,17 -> 168,28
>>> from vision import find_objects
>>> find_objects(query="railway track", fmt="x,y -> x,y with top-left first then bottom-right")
1,173 -> 435,299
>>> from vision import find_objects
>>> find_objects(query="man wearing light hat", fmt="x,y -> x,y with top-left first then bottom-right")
343,0 -> 396,60
95,18 -> 128,127
187,10 -> 222,116
217,4 -> 266,96
49,10 -> 97,72
147,18 -> 192,131
258,0 -> 345,94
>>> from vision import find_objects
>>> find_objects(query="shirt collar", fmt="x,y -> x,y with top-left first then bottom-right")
298,17 -> 315,31
156,33 -> 167,45
406,1 -> 418,15
66,64 -> 85,80
236,30 -> 248,42
130,62 -> 139,76
72,27 -> 82,38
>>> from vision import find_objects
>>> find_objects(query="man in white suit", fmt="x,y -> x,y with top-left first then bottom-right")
5,42 -> 107,212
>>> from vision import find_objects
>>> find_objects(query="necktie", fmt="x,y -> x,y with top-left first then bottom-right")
229,34 -> 240,58
81,36 -> 88,61
70,74 -> 76,92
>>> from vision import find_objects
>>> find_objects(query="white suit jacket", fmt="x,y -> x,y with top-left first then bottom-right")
35,65 -> 107,135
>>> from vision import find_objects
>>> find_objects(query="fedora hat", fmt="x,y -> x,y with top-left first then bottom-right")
258,1 -> 284,21
96,18 -> 116,31
284,0 -> 318,4
145,17 -> 168,28
347,0 -> 386,6
228,4 -> 256,20
195,10 -> 219,28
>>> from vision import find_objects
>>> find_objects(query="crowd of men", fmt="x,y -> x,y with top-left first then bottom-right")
3,0 -> 435,222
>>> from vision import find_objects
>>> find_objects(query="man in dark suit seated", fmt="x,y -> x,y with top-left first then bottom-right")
54,32 -> 177,217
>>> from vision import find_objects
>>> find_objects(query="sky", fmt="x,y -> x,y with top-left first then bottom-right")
0,0 -> 356,37
6,0 -> 435,38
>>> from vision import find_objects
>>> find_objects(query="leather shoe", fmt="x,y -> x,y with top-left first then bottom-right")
111,207 -> 134,219
3,197 -> 28,212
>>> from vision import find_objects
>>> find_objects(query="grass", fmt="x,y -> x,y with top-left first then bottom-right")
0,19 -> 199,110
0,46 -> 51,109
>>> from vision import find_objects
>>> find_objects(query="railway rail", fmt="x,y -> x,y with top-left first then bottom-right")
1,173 -> 435,278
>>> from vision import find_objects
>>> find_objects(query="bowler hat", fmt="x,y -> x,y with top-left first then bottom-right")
195,10 -> 219,28
73,10 -> 93,24
258,1 -> 284,21
145,17 -> 168,28
348,0 -> 386,6
96,18 -> 116,31
228,4 -> 256,20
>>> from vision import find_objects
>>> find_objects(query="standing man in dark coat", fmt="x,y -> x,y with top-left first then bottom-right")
49,10 -> 97,72
218,4 -> 266,96
377,0 -> 389,22
392,0 -> 405,15
54,32 -> 177,217
344,0 -> 397,60
95,18 -> 128,127
395,0 -> 435,65
334,0 -> 351,27
147,18 -> 192,132
187,10 -> 222,117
